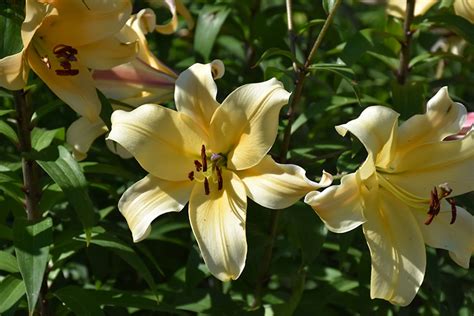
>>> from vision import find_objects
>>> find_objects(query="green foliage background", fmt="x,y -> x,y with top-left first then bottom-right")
0,0 -> 473,315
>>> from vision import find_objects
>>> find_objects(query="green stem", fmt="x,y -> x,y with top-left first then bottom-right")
397,0 -> 415,84
253,0 -> 342,308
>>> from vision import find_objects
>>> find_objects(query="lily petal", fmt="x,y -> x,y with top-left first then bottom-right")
188,170 -> 247,281
454,0 -> 474,23
28,49 -> 101,122
66,116 -> 108,161
386,132 -> 474,197
364,189 -> 426,306
386,0 -> 437,19
237,155 -> 332,209
37,0 -> 132,47
397,87 -> 467,152
0,51 -> 28,90
175,61 -> 224,130
336,106 -> 399,168
413,201 -> 474,269
108,104 -> 206,181
118,174 -> 193,242
210,78 -> 291,170
79,35 -> 138,70
22,0 -> 49,46
155,0 -> 194,34
305,172 -> 366,233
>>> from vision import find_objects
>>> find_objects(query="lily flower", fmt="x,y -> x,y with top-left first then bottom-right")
386,0 -> 438,19
305,87 -> 474,306
67,8 -> 177,160
0,0 -> 137,122
454,0 -> 474,23
107,61 -> 332,281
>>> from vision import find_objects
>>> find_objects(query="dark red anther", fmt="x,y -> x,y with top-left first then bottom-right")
188,171 -> 194,181
447,198 -> 457,224
204,177 -> 210,195
55,69 -> 79,76
201,145 -> 207,172
194,160 -> 202,171
425,187 -> 440,225
216,166 -> 223,190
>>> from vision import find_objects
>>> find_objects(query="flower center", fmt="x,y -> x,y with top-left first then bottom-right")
33,38 -> 80,76
377,173 -> 457,225
188,145 -> 226,195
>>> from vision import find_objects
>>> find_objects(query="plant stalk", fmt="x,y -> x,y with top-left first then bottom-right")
253,0 -> 342,307
397,0 -> 415,84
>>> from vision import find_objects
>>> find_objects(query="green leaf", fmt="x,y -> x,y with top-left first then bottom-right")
194,5 -> 231,61
31,128 -> 62,152
0,109 -> 14,116
391,81 -> 426,120
77,233 -> 157,293
322,0 -> 337,14
0,275 -> 25,313
13,217 -> 53,315
428,14 -> 474,44
97,89 -> 113,131
37,146 -> 97,242
253,47 -> 301,68
0,120 -> 19,144
0,9 -> 23,59
54,286 -> 104,316
0,251 -> 19,273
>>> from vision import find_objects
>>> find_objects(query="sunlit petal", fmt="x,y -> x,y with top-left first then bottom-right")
175,60 -> 224,130
454,0 -> 474,23
237,155 -> 332,209
37,0 -> 132,47
397,87 -> 467,152
305,172 -> 366,233
386,132 -> 474,197
154,0 -> 194,34
0,51 -> 28,90
386,0 -> 437,18
412,201 -> 474,269
119,174 -> 193,242
108,104 -> 207,181
335,106 -> 399,167
364,190 -> 426,306
28,49 -> 101,122
188,170 -> 247,281
79,35 -> 138,70
210,78 -> 291,170
66,116 -> 107,161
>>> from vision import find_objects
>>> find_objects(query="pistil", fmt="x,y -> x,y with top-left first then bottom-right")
188,145 -> 226,195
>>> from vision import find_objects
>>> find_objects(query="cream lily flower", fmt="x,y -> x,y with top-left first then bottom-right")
454,0 -> 474,23
305,87 -> 474,306
0,0 -> 137,122
68,9 -> 177,160
387,0 -> 438,18
107,61 -> 332,281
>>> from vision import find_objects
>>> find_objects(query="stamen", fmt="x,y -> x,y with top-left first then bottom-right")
447,198 -> 457,224
188,171 -> 194,181
425,187 -> 440,225
41,56 -> 51,69
53,44 -> 79,76
216,166 -> 223,190
204,177 -> 210,195
194,160 -> 202,171
201,145 -> 207,172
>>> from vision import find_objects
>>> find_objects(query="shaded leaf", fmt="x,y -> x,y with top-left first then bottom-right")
0,251 -> 19,273
0,9 -> 23,59
0,275 -> 25,313
13,217 -> 53,315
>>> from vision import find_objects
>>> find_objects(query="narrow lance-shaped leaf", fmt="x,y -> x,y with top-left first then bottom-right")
0,275 -> 26,313
38,146 -> 97,242
194,5 -> 230,61
13,217 -> 53,315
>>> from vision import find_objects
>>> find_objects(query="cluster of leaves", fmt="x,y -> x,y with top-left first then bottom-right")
0,0 -> 473,315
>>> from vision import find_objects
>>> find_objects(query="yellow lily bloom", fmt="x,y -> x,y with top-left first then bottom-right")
305,87 -> 474,306
454,0 -> 474,23
67,8 -> 177,160
107,61 -> 332,281
0,0 -> 137,121
386,0 -> 438,18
